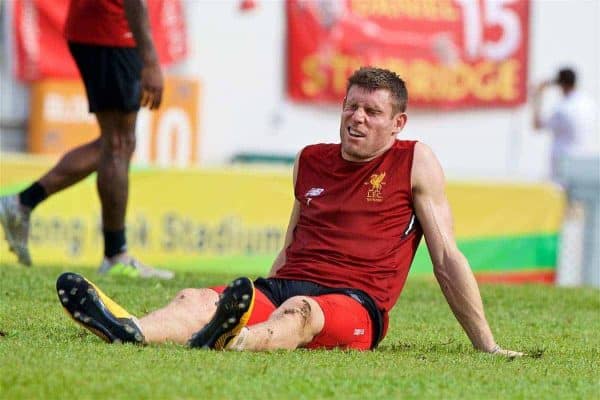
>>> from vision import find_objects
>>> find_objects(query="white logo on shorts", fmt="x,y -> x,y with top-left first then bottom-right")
353,328 -> 365,336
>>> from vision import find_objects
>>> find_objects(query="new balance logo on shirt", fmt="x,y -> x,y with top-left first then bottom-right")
305,187 -> 324,206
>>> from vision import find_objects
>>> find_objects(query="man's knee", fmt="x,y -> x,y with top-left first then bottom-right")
101,131 -> 136,158
99,113 -> 137,157
272,296 -> 324,339
171,288 -> 217,307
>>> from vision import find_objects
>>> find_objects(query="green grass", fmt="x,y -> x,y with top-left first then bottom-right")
0,263 -> 598,399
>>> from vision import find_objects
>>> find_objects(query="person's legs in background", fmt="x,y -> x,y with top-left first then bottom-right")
1,42 -> 171,278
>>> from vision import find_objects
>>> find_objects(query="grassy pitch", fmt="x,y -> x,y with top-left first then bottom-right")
0,263 -> 598,399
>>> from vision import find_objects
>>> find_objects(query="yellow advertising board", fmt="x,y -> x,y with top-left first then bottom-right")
28,77 -> 201,167
0,156 -> 564,278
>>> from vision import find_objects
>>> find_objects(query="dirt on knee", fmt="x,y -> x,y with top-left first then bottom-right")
282,299 -> 312,327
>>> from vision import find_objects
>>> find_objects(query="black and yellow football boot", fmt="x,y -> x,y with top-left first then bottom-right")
188,277 -> 255,350
56,272 -> 144,344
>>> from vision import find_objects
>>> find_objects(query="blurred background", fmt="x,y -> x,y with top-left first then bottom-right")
0,0 -> 598,286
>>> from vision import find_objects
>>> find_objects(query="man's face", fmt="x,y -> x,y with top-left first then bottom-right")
340,85 -> 407,162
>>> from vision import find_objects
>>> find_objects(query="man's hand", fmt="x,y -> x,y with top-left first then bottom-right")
489,344 -> 525,357
534,79 -> 554,94
123,0 -> 163,109
140,62 -> 163,110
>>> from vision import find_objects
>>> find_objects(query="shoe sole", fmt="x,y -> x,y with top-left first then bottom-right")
56,272 -> 143,344
188,277 -> 255,349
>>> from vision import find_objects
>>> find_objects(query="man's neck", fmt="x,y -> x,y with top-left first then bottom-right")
562,86 -> 575,97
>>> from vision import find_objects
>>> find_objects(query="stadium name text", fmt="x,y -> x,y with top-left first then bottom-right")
28,213 -> 284,257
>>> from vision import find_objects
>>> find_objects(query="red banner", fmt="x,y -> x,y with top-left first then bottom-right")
287,0 -> 530,109
12,0 -> 187,82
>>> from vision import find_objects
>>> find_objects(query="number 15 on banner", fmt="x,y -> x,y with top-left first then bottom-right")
456,0 -> 525,61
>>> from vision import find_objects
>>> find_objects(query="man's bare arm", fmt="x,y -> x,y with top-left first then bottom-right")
123,0 -> 163,109
532,80 -> 552,131
411,142 -> 522,356
268,152 -> 302,277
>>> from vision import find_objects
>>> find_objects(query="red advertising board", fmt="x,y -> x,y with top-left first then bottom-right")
12,0 -> 187,82
287,0 -> 530,109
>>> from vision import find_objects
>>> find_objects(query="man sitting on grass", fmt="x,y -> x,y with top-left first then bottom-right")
56,67 -> 522,356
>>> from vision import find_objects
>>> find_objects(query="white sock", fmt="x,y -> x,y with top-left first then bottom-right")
226,327 -> 250,351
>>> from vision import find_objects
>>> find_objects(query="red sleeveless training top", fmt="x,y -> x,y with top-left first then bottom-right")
65,0 -> 136,47
274,140 -> 423,321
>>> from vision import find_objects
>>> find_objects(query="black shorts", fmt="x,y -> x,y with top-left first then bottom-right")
68,42 -> 142,113
254,277 -> 385,349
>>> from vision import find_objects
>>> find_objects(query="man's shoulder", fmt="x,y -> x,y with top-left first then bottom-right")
571,91 -> 597,111
410,142 -> 440,172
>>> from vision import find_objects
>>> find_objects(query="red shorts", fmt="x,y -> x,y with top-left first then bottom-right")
211,286 -> 373,351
